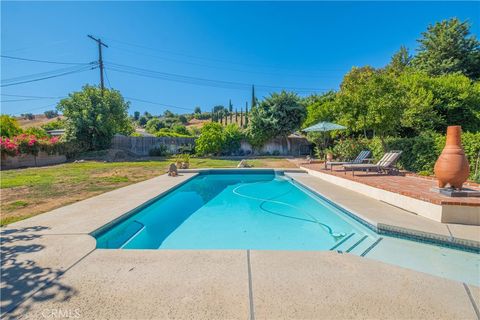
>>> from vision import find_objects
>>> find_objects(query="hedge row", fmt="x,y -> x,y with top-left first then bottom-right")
331,132 -> 480,181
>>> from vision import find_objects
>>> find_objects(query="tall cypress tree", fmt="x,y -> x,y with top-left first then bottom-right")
245,102 -> 249,126
251,85 -> 256,108
240,108 -> 243,127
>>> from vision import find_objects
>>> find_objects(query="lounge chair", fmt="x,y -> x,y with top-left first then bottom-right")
326,150 -> 371,171
343,150 -> 402,176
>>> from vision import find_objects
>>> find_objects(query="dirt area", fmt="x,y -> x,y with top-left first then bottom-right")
16,114 -> 65,129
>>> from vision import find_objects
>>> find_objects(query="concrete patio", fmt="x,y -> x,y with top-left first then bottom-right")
1,170 -> 479,319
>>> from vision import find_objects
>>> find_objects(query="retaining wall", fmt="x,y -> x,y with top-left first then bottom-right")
1,152 -> 66,170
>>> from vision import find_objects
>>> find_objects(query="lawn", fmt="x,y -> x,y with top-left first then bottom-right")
0,157 -> 296,226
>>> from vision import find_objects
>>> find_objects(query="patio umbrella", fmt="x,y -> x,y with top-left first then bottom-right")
303,121 -> 346,132
302,121 -> 346,158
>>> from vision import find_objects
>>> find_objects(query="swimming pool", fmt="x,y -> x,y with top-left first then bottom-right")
95,171 -> 479,285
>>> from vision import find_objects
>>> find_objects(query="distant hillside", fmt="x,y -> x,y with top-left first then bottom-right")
16,115 -> 65,129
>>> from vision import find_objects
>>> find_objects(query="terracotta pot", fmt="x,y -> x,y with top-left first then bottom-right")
434,126 -> 469,189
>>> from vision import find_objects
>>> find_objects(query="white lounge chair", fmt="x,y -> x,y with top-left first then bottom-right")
343,151 -> 402,176
326,150 -> 371,171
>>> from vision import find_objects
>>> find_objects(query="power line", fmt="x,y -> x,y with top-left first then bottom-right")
1,65 -> 97,87
104,37 -> 345,73
125,96 -> 193,112
1,98 -> 58,103
104,68 -> 112,88
13,102 -> 59,114
2,64 -> 97,84
1,54 -> 92,65
106,61 -> 327,93
1,93 -> 63,99
108,44 -> 337,79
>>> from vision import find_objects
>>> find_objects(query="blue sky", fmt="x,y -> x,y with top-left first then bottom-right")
1,1 -> 479,116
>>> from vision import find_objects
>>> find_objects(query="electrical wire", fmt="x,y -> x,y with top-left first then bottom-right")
1,54 -> 93,65
125,96 -> 193,112
104,68 -> 112,88
1,93 -> 63,99
103,37 -> 346,73
1,98 -> 58,103
105,61 -> 326,93
107,44 -> 338,79
1,65 -> 97,87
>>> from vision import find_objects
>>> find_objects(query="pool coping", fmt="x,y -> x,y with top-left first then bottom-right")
285,172 -> 479,253
93,168 -> 478,253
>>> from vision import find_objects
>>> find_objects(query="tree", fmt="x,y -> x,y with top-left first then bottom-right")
138,116 -> 148,127
196,122 -> 225,156
44,110 -> 59,119
363,71 -> 405,145
143,111 -> 153,119
223,124 -> 243,155
303,91 -> 338,128
337,67 -> 404,146
163,110 -> 174,118
428,73 -> 480,132
172,124 -> 189,136
248,91 -> 306,147
21,113 -> 35,120
57,85 -> 134,150
133,111 -> 140,121
194,106 -> 201,114
336,66 -> 377,137
178,115 -> 188,124
387,46 -> 411,75
412,18 -> 480,80
145,118 -> 165,133
0,115 -> 22,137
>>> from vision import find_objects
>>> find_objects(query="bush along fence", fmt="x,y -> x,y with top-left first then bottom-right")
329,132 -> 480,182
111,134 -> 195,156
1,134 -> 67,169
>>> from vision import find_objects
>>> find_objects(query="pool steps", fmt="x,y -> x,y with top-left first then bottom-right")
330,233 -> 383,257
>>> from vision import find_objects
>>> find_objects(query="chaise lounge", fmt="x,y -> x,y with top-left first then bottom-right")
343,150 -> 402,176
326,150 -> 371,171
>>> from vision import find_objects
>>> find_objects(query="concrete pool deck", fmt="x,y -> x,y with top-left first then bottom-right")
1,170 -> 479,319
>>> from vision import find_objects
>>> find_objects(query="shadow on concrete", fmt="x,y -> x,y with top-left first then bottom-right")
1,226 -> 77,317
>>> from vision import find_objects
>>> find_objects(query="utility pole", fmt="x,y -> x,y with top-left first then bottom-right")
88,35 -> 108,91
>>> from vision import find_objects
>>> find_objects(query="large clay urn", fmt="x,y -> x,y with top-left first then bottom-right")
434,126 -> 469,189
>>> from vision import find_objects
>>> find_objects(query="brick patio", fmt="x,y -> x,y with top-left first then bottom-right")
295,161 -> 480,207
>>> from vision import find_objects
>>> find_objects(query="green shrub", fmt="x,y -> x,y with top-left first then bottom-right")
145,118 -> 165,134
0,115 -> 22,137
196,122 -> 225,156
337,131 -> 480,180
177,144 -> 195,154
332,138 -> 367,161
24,127 -> 49,138
223,124 -> 243,155
172,124 -> 190,136
41,119 -> 66,130
154,129 -> 191,138
149,145 -> 168,156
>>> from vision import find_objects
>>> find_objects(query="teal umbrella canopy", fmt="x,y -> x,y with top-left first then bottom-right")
303,121 -> 346,132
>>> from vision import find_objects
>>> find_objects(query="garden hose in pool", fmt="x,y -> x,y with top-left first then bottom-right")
232,179 -> 346,239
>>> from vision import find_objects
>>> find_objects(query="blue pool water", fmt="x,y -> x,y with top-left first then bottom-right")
95,171 -> 479,285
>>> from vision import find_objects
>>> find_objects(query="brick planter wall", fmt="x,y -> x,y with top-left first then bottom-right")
1,152 -> 66,170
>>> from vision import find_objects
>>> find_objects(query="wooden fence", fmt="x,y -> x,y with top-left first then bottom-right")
111,135 -> 195,156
